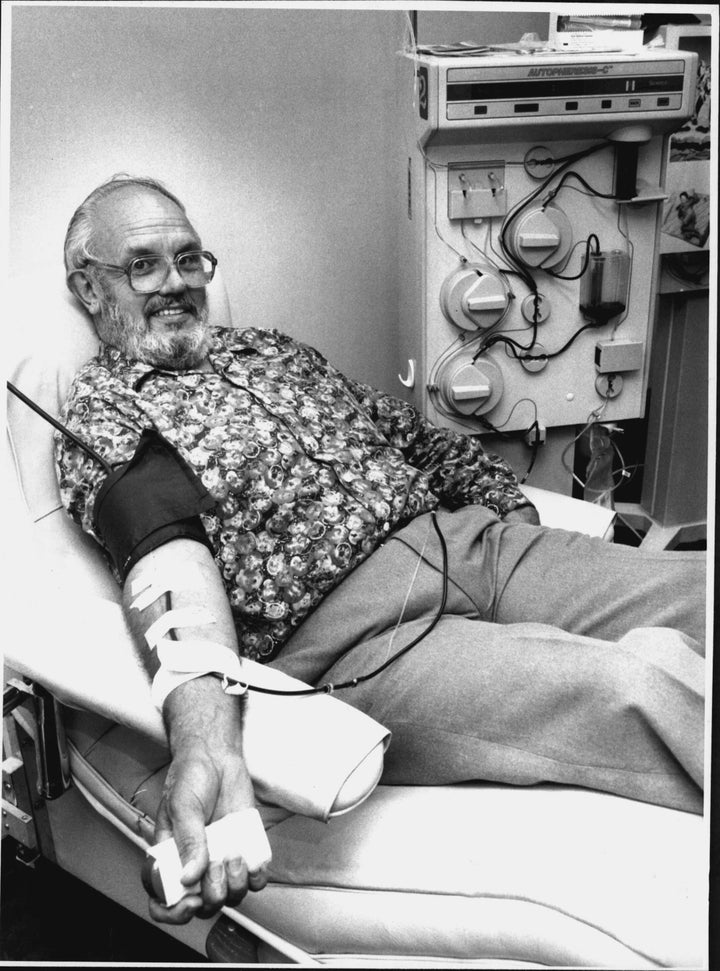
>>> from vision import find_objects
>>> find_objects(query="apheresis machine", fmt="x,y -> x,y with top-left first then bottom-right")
398,44 -> 699,486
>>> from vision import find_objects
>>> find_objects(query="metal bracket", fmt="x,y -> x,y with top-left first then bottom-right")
2,709 -> 40,858
3,680 -> 64,862
2,797 -> 36,848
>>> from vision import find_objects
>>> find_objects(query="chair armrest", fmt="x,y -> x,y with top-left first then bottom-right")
520,484 -> 616,539
6,522 -> 388,821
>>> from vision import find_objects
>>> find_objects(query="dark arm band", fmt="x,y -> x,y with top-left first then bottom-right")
92,428 -> 218,582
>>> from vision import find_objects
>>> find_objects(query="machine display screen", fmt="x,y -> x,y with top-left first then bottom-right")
447,73 -> 686,103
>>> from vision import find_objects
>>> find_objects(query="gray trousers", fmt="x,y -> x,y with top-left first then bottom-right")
271,506 -> 706,814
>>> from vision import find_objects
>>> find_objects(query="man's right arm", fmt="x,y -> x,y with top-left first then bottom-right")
55,385 -> 268,921
123,538 -> 268,925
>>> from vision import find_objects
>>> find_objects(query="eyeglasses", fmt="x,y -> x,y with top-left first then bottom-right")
81,250 -> 217,293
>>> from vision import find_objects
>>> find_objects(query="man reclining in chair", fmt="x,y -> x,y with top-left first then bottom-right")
55,174 -> 706,926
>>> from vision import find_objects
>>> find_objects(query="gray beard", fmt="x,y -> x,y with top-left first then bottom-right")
96,294 -> 211,370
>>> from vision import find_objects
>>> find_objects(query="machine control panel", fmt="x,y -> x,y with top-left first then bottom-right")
413,49 -> 698,142
446,59 -> 688,121
398,44 -> 700,457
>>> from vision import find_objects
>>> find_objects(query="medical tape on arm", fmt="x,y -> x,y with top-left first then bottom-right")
143,605 -> 217,650
129,561 -> 205,611
141,604 -> 247,710
151,639 -> 248,710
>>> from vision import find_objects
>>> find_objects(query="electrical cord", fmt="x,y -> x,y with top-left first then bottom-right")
423,141 -> 615,375
546,234 -> 600,281
498,142 -> 610,287
472,145 -> 613,365
489,396 -> 539,433
521,425 -> 540,484
470,400 -> 541,484
541,171 -> 616,209
427,143 -> 613,376
7,380 -> 113,474
521,321 -> 604,364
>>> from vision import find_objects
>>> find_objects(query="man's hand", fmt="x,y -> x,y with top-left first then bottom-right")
122,540 -> 270,924
148,677 -> 269,925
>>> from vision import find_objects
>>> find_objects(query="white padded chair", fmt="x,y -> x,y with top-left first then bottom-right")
3,272 -> 707,967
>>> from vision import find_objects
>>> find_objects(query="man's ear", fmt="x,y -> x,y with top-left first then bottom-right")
67,269 -> 102,316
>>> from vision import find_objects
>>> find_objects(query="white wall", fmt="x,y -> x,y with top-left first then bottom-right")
415,8 -> 549,45
8,4 -> 549,391
9,5 -> 407,389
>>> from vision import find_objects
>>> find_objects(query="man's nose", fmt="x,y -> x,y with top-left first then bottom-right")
158,261 -> 187,295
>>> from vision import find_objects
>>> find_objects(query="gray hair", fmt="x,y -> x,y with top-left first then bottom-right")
64,174 -> 186,286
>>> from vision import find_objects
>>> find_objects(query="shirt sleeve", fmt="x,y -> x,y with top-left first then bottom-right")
299,343 -> 533,518
54,367 -> 148,547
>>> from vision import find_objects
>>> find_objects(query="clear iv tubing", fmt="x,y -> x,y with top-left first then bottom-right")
560,400 -> 609,491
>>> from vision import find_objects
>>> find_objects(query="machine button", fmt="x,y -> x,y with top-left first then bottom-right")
565,101 -> 579,111
474,105 -> 488,115
657,96 -> 670,107
515,103 -> 539,113
628,98 -> 641,107
601,99 -> 612,109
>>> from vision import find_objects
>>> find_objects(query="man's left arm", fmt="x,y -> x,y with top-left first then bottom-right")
347,376 -> 539,524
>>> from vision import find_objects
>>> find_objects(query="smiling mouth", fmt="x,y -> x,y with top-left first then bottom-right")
148,304 -> 196,324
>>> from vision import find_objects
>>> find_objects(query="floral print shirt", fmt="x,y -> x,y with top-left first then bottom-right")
56,327 -> 531,662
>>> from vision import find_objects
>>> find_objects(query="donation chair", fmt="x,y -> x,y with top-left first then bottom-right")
3,271 -> 707,968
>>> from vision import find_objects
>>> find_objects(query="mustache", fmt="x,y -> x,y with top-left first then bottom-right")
144,296 -> 198,317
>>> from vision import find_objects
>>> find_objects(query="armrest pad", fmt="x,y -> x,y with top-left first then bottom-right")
520,484 -> 615,538
5,546 -> 388,821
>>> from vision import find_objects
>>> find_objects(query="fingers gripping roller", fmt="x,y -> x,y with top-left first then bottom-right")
142,809 -> 272,906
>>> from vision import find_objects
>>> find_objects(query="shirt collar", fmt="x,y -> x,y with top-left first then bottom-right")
97,326 -> 262,389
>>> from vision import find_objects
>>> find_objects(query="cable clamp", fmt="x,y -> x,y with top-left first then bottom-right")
221,675 -> 249,696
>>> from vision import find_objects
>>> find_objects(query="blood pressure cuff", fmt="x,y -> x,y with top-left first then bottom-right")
92,428 -> 218,582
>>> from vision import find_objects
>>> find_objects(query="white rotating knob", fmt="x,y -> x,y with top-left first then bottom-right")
437,353 -> 504,416
440,265 -> 510,331
507,204 -> 572,270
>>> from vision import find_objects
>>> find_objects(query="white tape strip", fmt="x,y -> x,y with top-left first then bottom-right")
151,639 -> 248,710
131,582 -> 173,612
144,606 -> 216,650
156,640 -> 244,678
129,561 -> 204,610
